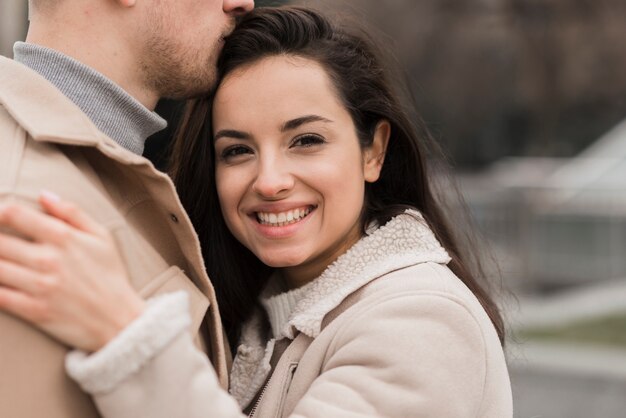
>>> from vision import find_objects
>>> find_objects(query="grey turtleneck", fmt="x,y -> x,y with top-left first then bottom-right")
13,42 -> 167,155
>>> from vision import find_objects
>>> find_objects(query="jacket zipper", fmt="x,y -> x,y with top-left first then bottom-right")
248,382 -> 269,418
248,363 -> 298,418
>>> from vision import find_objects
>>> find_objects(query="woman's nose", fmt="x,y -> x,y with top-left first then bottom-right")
252,159 -> 295,198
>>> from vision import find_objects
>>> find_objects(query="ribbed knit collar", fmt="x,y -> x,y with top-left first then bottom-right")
260,274 -> 315,340
13,42 -> 166,155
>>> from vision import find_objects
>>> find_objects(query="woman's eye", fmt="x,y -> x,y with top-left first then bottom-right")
292,134 -> 326,148
220,145 -> 252,161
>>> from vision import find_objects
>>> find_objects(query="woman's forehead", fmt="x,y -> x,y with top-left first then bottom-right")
212,56 -> 347,129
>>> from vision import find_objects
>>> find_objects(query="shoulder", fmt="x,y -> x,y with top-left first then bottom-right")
320,262 -> 497,353
348,262 -> 491,325
331,262 -> 492,340
323,262 -> 507,386
309,262 -> 511,416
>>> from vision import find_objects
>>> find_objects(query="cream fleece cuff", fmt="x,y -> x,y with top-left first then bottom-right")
65,291 -> 191,394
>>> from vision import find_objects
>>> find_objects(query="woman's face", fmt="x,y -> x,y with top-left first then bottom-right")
212,55 -> 387,287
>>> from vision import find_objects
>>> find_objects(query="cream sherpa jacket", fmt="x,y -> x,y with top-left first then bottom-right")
66,210 -> 513,417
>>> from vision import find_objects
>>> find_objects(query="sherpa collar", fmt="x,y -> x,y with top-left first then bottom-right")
279,209 -> 451,339
229,209 -> 451,407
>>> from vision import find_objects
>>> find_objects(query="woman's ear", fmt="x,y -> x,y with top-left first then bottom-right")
363,120 -> 391,183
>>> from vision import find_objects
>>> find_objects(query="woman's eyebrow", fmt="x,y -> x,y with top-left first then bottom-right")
281,115 -> 333,132
214,115 -> 333,141
213,129 -> 251,141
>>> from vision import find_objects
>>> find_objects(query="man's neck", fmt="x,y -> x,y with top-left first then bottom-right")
25,14 -> 159,110
14,42 -> 167,155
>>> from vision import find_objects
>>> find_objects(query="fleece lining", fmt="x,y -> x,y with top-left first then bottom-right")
65,291 -> 191,394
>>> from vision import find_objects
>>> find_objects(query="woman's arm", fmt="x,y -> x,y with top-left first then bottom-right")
0,193 -> 246,418
66,291 -> 244,418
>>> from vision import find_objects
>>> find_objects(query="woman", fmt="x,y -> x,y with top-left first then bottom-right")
0,6 -> 512,417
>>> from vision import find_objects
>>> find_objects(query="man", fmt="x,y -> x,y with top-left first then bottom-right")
0,0 -> 253,416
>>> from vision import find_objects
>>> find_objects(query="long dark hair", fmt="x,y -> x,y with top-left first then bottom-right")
170,6 -> 505,347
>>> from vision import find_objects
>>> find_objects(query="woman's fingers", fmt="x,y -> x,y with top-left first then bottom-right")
0,233 -> 55,272
0,201 -> 77,246
0,203 -> 63,244
39,192 -> 106,236
0,258 -> 49,294
0,193 -> 105,246
0,287 -> 46,323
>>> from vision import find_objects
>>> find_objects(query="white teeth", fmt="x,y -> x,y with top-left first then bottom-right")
256,207 -> 314,226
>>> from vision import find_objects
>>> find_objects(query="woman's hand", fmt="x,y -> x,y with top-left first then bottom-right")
0,192 -> 145,352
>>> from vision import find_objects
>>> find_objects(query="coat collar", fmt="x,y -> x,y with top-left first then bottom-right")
281,209 -> 451,339
0,56 -> 147,167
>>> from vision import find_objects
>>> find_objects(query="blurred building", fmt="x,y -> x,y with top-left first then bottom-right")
0,0 -> 28,57
462,119 -> 626,290
529,120 -> 626,285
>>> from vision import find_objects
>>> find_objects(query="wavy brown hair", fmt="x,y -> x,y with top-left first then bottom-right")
170,6 -> 505,347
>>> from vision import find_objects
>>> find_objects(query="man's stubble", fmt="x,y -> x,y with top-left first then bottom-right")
139,14 -> 222,100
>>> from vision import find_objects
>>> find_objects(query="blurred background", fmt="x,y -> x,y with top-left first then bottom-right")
3,0 -> 626,416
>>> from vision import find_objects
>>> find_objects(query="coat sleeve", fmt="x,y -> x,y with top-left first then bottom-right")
65,291 -> 245,418
288,292 -> 493,418
64,287 -> 507,418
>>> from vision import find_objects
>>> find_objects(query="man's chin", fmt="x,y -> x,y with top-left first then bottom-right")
159,71 -> 218,100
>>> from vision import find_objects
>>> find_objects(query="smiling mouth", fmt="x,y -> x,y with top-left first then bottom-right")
255,205 -> 316,227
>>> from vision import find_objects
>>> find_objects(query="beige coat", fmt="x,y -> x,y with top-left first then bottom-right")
71,211 -> 513,417
0,57 -> 227,417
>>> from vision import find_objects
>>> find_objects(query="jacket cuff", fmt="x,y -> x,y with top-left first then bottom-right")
65,291 -> 191,394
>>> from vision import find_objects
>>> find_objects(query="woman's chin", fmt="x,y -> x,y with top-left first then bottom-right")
257,253 -> 307,269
